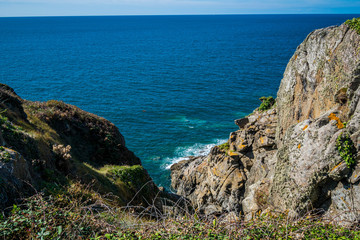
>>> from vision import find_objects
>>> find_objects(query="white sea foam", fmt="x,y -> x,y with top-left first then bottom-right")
169,115 -> 207,129
163,138 -> 227,169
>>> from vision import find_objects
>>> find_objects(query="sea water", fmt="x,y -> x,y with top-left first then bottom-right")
0,14 -> 358,188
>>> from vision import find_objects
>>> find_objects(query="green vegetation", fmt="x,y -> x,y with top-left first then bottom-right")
218,142 -> 230,152
258,96 -> 275,112
107,165 -> 146,188
345,17 -> 360,34
0,147 -> 11,163
336,133 -> 356,168
1,185 -> 360,239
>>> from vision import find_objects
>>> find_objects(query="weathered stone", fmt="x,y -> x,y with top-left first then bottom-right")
329,161 -> 350,181
350,166 -> 360,184
171,23 -> 360,223
171,107 -> 277,216
276,24 -> 360,145
0,148 -> 33,208
235,118 -> 249,128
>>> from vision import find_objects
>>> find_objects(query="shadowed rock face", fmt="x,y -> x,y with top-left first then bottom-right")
171,23 -> 360,222
0,84 -> 159,209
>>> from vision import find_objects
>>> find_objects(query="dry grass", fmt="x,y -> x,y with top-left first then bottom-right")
1,181 -> 360,240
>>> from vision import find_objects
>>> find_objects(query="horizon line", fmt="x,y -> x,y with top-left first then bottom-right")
1,13 -> 360,18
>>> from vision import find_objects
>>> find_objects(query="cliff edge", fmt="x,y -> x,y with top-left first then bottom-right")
171,21 -> 360,222
0,85 -> 161,210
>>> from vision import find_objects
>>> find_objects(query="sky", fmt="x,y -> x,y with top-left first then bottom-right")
0,0 -> 360,17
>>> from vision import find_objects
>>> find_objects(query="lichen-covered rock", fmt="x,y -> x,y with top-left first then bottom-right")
270,110 -> 347,215
171,108 -> 277,216
171,22 -> 360,222
171,149 -> 246,215
269,23 -> 360,221
276,24 -> 360,144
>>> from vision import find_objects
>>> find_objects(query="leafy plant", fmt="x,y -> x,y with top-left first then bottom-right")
107,165 -> 146,188
345,17 -> 360,34
218,142 -> 229,152
0,147 -> 12,163
336,133 -> 356,168
258,96 -> 275,112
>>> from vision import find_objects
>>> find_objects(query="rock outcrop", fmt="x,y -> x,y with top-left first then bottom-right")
0,84 -> 160,209
171,108 -> 277,216
171,22 -> 360,223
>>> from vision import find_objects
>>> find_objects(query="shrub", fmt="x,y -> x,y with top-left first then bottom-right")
258,96 -> 275,112
107,165 -> 146,188
345,17 -> 360,34
336,133 -> 356,168
218,142 -> 230,152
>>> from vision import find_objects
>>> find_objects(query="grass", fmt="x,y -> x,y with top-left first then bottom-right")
1,183 -> 360,239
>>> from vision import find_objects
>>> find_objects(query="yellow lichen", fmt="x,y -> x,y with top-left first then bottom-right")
229,151 -> 239,157
328,113 -> 344,129
302,125 -> 308,131
330,161 -> 344,172
260,136 -> 264,144
212,167 -> 220,177
238,140 -> 247,150
294,55 -> 298,60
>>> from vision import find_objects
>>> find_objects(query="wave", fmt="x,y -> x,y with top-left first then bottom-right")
163,138 -> 227,169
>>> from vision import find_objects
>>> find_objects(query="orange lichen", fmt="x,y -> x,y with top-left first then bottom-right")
330,161 -> 343,172
298,144 -> 301,149
212,167 -> 220,177
328,113 -> 344,129
238,141 -> 247,150
302,125 -> 308,131
294,55 -> 298,60
229,151 -> 239,157
260,136 -> 264,144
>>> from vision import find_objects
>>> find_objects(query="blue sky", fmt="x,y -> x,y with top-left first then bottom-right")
0,0 -> 360,17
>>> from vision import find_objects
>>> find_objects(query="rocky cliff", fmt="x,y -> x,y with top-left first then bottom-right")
0,84 -> 161,210
171,22 -> 360,222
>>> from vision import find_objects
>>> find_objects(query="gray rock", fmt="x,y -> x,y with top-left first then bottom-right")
0,148 -> 33,208
170,23 -> 360,222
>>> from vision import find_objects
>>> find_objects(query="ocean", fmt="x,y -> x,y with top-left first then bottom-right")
0,14 -> 358,188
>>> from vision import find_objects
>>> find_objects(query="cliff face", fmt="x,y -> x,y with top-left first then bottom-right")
0,85 -> 160,209
171,23 -> 360,222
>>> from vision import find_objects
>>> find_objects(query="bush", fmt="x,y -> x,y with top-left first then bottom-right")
218,142 -> 230,152
107,165 -> 146,188
345,17 -> 360,34
258,96 -> 275,112
336,133 -> 356,168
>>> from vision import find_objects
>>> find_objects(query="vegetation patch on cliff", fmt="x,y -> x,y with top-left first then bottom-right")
345,17 -> 360,34
336,133 -> 356,168
218,142 -> 230,152
258,96 -> 275,112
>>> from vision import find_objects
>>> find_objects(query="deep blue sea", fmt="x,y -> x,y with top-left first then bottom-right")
0,14 -> 358,188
